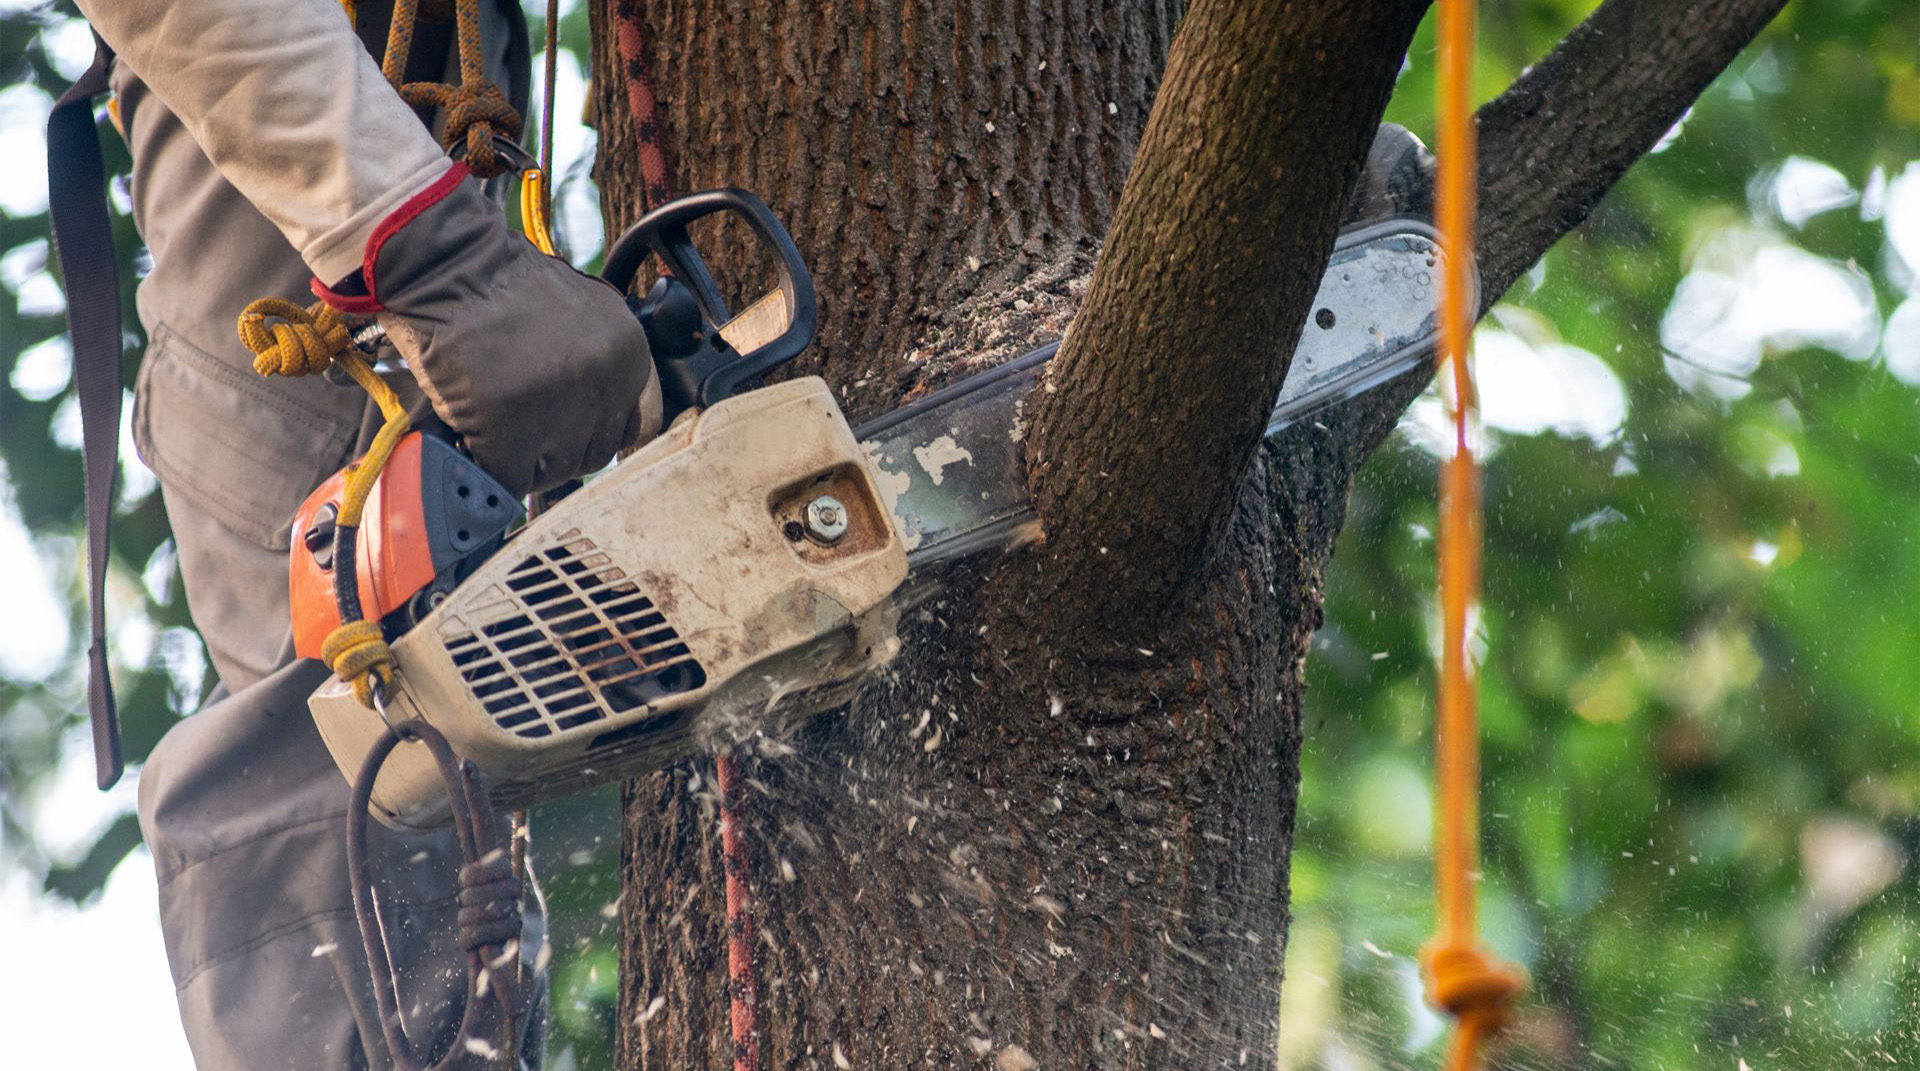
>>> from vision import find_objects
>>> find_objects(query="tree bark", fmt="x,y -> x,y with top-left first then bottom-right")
592,0 -> 1183,419
590,0 -> 1786,1067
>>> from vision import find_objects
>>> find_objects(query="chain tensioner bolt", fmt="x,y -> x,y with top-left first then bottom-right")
804,495 -> 849,544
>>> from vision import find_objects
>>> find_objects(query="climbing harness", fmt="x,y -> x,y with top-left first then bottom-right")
1422,1 -> 1526,1068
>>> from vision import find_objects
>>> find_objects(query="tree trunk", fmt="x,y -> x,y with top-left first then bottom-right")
591,1 -> 1330,1066
588,0 -> 1787,1065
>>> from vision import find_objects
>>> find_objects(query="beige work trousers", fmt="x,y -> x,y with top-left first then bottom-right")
114,4 -> 548,1067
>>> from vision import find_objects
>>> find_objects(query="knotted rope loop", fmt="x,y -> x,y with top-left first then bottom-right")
384,0 -> 523,179
401,80 -> 523,178
1424,942 -> 1525,1071
457,852 -> 523,954
322,619 -> 396,709
238,297 -> 353,377
1423,943 -> 1523,1023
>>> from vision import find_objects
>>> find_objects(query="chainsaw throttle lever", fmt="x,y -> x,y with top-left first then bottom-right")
602,189 -> 818,420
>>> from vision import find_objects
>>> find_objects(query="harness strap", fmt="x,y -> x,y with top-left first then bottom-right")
46,36 -> 125,791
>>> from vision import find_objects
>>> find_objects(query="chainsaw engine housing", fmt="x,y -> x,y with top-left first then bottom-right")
309,377 -> 907,829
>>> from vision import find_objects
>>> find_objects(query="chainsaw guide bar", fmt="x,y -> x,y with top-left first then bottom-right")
859,219 -> 1449,573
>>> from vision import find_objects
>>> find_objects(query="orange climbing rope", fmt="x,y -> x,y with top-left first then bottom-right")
1422,1 -> 1525,1069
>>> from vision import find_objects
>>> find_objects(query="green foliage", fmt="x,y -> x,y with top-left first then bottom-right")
1284,2 -> 1920,1067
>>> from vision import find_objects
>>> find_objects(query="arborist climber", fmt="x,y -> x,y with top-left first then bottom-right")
64,0 -> 661,1065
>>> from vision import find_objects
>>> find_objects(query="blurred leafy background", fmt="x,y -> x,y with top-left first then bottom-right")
1,0 -> 1918,1068
1284,1 -> 1920,1068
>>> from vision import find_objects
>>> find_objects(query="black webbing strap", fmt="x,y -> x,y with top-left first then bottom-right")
46,37 -> 125,790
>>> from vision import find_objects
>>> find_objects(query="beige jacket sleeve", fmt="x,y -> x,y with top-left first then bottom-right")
75,0 -> 451,286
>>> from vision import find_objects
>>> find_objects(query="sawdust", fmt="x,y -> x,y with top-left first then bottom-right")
893,252 -> 1095,400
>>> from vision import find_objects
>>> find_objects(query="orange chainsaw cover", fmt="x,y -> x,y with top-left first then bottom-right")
290,432 -> 437,661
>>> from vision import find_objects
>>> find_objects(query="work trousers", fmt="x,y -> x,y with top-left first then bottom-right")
114,5 -> 548,1068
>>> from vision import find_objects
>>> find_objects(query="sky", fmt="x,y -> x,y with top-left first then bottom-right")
3,3 -> 1918,1069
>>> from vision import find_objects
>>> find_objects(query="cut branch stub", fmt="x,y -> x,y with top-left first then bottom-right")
1023,0 -> 1428,637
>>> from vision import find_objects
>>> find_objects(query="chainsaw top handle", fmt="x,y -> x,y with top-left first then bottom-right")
602,188 -> 819,421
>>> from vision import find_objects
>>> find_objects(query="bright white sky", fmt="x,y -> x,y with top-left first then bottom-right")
1,7 -> 1917,1069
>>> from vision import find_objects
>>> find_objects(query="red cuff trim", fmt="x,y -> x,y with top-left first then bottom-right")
311,275 -> 383,314
312,161 -> 471,314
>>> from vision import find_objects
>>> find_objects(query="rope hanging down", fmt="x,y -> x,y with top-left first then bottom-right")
603,7 -> 763,1065
610,0 -> 674,212
1422,1 -> 1525,1069
715,754 -> 762,1071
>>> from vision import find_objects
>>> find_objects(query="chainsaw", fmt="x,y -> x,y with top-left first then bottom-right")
297,150 -> 1461,831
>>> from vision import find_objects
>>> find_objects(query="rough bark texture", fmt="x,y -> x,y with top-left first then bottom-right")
588,0 -> 1787,1067
591,0 -> 1183,421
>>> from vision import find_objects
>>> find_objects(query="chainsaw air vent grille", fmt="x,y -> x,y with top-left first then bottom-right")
442,533 -> 707,739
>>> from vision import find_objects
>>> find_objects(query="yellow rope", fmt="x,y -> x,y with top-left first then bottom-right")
242,0 -> 530,711
238,297 -> 409,709
237,298 -> 353,377
382,0 -> 523,177
322,620 -> 395,708
1424,1 -> 1525,1068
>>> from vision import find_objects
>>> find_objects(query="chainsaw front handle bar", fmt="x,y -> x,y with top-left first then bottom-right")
603,188 -> 820,418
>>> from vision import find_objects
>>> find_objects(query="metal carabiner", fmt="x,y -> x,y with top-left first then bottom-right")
449,131 -> 559,257
370,677 -> 398,735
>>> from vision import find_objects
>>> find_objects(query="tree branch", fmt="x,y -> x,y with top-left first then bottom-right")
1024,0 -> 1428,631
1475,0 -> 1789,308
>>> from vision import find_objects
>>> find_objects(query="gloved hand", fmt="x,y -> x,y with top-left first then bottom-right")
319,167 -> 662,496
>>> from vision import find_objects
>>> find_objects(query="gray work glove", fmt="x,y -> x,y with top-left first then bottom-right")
326,173 -> 662,496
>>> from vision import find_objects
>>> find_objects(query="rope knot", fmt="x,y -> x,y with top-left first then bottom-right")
1422,942 -> 1524,1032
457,851 -> 522,954
403,79 -> 523,178
322,619 -> 395,709
238,298 -> 352,377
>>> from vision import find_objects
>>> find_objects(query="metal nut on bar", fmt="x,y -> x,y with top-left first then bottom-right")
804,495 -> 849,544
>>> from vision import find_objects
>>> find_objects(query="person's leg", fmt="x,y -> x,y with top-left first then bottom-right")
113,31 -> 544,1069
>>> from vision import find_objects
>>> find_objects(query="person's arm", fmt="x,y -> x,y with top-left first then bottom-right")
75,0 -> 450,287
79,0 -> 662,495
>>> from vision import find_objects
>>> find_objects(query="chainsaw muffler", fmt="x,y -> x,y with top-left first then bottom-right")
309,377 -> 907,830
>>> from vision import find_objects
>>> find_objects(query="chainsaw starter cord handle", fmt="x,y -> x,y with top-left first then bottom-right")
348,718 -> 524,1070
